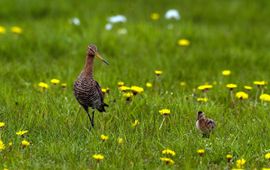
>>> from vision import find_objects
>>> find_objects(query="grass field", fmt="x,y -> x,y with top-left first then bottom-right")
1,0 -> 270,169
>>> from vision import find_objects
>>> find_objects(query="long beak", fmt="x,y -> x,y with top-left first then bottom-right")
96,52 -> 109,65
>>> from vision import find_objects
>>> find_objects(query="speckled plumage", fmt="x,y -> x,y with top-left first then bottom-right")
74,76 -> 107,112
73,44 -> 108,128
196,111 -> 215,137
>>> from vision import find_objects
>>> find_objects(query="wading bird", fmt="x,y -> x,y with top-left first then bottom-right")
74,44 -> 109,129
196,111 -> 216,137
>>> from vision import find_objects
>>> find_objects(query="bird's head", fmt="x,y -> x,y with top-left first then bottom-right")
197,111 -> 205,120
87,44 -> 97,56
87,44 -> 109,65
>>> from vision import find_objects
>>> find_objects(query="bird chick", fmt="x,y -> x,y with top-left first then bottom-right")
196,111 -> 216,137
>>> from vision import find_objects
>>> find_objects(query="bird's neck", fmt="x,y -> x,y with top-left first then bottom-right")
83,55 -> 94,77
197,114 -> 205,120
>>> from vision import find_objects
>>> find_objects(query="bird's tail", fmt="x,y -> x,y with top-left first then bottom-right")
98,103 -> 109,112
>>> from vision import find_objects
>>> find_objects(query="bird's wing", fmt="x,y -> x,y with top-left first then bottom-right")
95,81 -> 104,102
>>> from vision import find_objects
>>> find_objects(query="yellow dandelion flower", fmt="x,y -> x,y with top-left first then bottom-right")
92,154 -> 104,161
21,139 -> 30,147
131,119 -> 140,127
61,83 -> 67,88
119,86 -> 131,92
265,152 -> 270,159
162,149 -> 176,156
253,81 -> 267,86
197,149 -> 205,156
197,97 -> 208,102
102,88 -> 109,94
0,26 -> 6,34
260,94 -> 270,102
226,154 -> 233,159
155,70 -> 163,76
123,92 -> 133,102
198,85 -> 213,91
198,85 -> 205,90
226,154 -> 233,162
236,158 -> 246,168
160,157 -> 175,165
0,140 -> 5,151
262,168 -> 270,170
8,142 -> 12,147
150,12 -> 160,20
204,85 -> 213,89
100,134 -> 109,141
0,122 -> 5,128
118,81 -> 124,87
117,137 -> 124,144
131,86 -> 144,94
222,70 -> 231,76
50,79 -> 60,85
244,86 -> 252,90
11,26 -> 22,34
235,91 -> 248,100
146,82 -> 152,88
178,38 -> 190,46
101,88 -> 106,93
226,84 -> 237,90
123,92 -> 133,98
16,130 -> 28,136
159,109 -> 171,116
38,82 -> 49,89
180,81 -> 186,86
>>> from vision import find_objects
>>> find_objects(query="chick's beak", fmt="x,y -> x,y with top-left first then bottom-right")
96,52 -> 109,65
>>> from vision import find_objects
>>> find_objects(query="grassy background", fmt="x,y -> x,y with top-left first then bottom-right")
1,0 -> 270,169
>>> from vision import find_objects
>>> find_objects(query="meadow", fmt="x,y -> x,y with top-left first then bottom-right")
1,0 -> 270,169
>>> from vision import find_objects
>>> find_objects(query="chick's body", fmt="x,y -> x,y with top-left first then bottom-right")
196,111 -> 215,136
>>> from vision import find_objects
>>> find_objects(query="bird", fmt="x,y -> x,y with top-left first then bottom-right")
73,44 -> 109,129
196,111 -> 216,137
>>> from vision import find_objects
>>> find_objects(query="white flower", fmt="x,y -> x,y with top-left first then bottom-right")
71,17 -> 80,26
105,23 -> 113,30
108,15 -> 127,23
117,28 -> 127,35
165,9 -> 180,20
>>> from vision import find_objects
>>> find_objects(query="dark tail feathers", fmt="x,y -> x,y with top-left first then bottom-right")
97,103 -> 109,112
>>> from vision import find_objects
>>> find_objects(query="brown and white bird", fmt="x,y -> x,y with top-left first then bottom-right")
73,44 -> 109,128
196,111 -> 216,137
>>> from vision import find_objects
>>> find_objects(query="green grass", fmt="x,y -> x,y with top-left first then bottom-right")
1,0 -> 270,169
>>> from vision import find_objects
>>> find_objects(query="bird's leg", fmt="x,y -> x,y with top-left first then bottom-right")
83,106 -> 93,130
202,133 -> 210,138
91,110 -> 95,128
87,111 -> 93,129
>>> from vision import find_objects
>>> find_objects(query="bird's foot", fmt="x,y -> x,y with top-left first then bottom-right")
202,133 -> 210,138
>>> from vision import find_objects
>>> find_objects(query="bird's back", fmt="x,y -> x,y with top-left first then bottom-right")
196,117 -> 215,134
